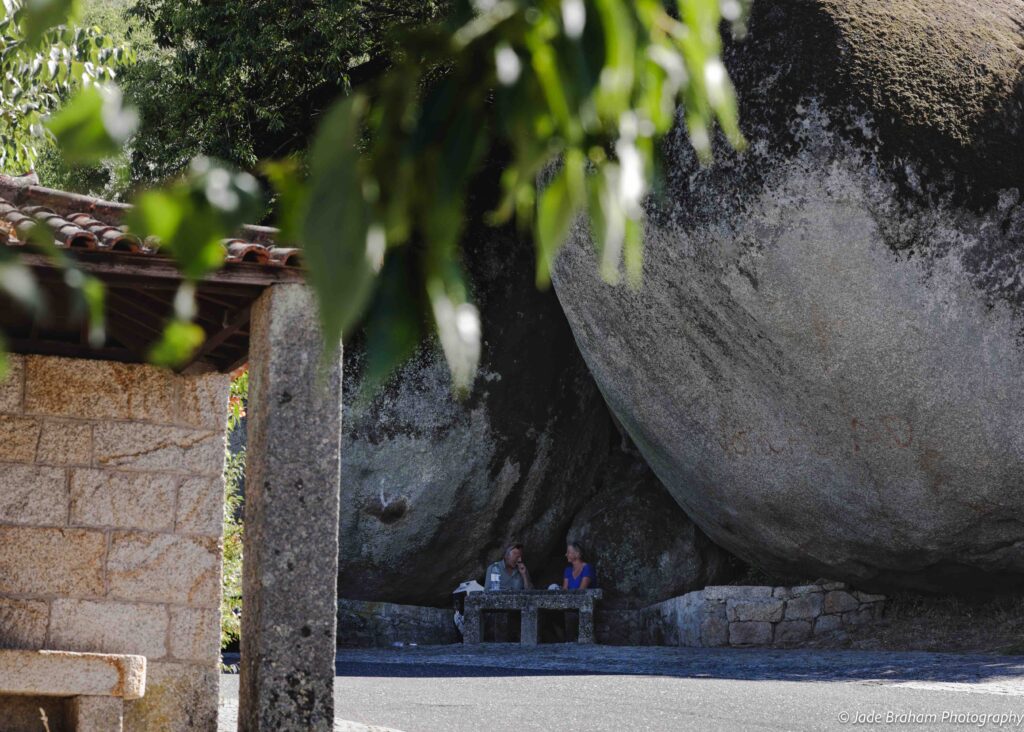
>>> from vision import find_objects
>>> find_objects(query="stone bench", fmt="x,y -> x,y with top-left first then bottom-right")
0,650 -> 146,731
463,589 -> 603,645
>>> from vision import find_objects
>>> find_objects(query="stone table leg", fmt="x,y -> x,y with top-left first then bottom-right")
239,284 -> 342,732
70,696 -> 122,732
463,606 -> 482,644
521,607 -> 539,646
578,602 -> 595,644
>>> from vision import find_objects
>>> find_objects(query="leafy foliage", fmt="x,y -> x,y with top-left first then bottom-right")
221,444 -> 245,648
0,0 -> 747,394
0,0 -> 130,171
289,0 -> 746,396
221,365 -> 247,650
122,0 -> 450,182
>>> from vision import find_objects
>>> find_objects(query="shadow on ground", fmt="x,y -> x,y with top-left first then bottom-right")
327,645 -> 1024,688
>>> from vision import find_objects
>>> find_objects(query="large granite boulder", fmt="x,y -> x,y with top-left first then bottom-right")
338,191 -> 742,607
552,0 -> 1024,593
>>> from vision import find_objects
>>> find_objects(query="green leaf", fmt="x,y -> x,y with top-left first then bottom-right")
358,250 -> 422,402
426,270 -> 480,399
535,162 -> 582,288
81,275 -> 105,347
0,261 -> 42,313
46,84 -> 137,165
301,94 -> 377,350
148,319 -> 205,368
262,158 -> 307,244
127,158 -> 262,280
21,0 -> 78,46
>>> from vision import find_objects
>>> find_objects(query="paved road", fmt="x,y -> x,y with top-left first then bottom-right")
220,645 -> 1024,731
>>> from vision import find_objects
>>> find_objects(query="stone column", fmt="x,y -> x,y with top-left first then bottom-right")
578,598 -> 596,644
520,607 -> 538,646
462,599 -> 482,644
239,284 -> 342,732
70,696 -> 123,732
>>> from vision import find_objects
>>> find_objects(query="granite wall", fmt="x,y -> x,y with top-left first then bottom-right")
640,583 -> 885,647
337,599 -> 460,648
0,354 -> 229,731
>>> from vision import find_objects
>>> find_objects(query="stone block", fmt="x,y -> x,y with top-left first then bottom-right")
0,354 -> 24,411
0,464 -> 66,524
853,590 -> 886,603
123,661 -> 218,732
774,620 -> 812,644
50,599 -> 168,658
784,592 -> 824,620
70,469 -> 177,531
791,585 -> 826,596
726,598 -> 784,623
70,695 -> 124,732
0,526 -> 105,595
703,585 -> 773,601
700,610 -> 729,647
814,614 -> 843,635
168,606 -> 220,664
0,598 -> 49,649
336,599 -> 460,648
94,422 -> 224,476
107,531 -> 221,606
0,649 -> 146,699
25,356 -> 177,423
823,590 -> 860,614
178,373 -> 230,430
772,587 -> 791,599
37,419 -> 93,465
175,476 -> 224,536
728,621 -> 773,646
0,414 -> 40,462
842,607 -> 879,626
818,581 -> 846,591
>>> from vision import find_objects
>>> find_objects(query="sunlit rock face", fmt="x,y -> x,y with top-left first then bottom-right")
337,215 -> 741,607
552,0 -> 1024,593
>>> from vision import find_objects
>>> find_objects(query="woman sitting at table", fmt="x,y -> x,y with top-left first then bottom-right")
562,542 -> 594,590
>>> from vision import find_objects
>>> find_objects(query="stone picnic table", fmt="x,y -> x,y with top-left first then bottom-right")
463,589 -> 603,645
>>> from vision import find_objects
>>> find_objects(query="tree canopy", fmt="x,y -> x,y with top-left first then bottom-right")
123,0 -> 449,181
1,0 -> 747,395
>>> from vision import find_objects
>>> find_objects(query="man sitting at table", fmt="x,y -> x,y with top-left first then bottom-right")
481,543 -> 532,641
484,542 -> 533,591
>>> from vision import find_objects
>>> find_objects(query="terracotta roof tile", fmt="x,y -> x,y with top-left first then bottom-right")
0,174 -> 300,270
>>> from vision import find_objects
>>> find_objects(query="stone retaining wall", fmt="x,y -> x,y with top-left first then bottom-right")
0,355 -> 230,731
640,583 -> 885,647
337,599 -> 460,647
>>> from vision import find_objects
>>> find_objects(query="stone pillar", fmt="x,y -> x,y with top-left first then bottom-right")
239,284 -> 342,732
520,607 -> 538,646
70,696 -> 123,732
462,602 -> 481,645
578,598 -> 596,644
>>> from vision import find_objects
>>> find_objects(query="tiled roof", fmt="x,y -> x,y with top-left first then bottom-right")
0,174 -> 305,372
0,174 -> 302,268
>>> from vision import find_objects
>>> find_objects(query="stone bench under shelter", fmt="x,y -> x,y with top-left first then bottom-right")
0,650 -> 146,731
463,590 -> 603,645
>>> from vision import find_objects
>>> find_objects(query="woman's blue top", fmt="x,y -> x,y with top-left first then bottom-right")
564,563 -> 593,589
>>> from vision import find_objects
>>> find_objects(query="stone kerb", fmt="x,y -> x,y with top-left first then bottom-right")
0,354 -> 231,732
640,582 -> 886,648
